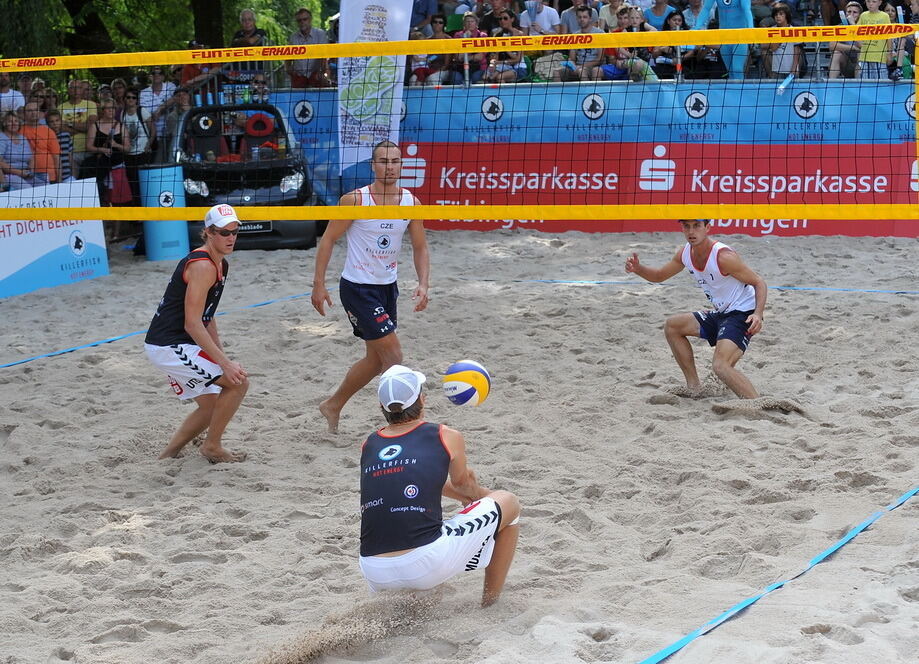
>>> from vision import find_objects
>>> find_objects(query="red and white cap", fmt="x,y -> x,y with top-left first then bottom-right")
204,204 -> 240,228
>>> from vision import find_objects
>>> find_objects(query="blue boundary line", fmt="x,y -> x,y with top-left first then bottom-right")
3,279 -> 918,370
0,292 -> 313,369
637,485 -> 919,664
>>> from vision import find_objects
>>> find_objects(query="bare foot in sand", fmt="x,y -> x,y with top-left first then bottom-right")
319,400 -> 340,433
667,384 -> 705,398
200,446 -> 247,463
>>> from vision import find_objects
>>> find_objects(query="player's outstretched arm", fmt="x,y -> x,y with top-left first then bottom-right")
719,250 -> 767,335
625,248 -> 684,283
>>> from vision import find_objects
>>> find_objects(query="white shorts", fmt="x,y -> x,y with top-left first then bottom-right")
144,343 -> 223,401
359,497 -> 502,592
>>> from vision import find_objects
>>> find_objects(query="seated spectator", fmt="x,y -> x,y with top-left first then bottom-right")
483,10 -> 528,83
652,10 -> 692,78
480,0 -> 512,34
21,102 -> 60,183
763,4 -> 802,78
751,0 -> 774,26
0,73 -> 26,113
414,14 -> 453,85
593,5 -> 660,81
828,2 -> 863,79
412,0 -> 439,37
229,8 -> 270,82
682,0 -> 714,29
287,8 -> 332,88
519,0 -> 561,35
0,111 -> 40,190
644,0 -> 677,30
46,110 -> 73,182
599,0 -> 624,31
448,12 -> 489,84
559,1 -> 598,32
554,5 -> 604,80
885,1 -> 908,80
408,30 -> 435,86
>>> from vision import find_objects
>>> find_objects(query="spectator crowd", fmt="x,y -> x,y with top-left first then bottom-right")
2,1 -> 917,195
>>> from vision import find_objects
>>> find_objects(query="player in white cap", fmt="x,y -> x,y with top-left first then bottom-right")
143,204 -> 249,462
358,365 -> 520,607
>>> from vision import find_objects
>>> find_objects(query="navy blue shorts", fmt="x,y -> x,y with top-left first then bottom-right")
693,309 -> 753,352
339,277 -> 398,341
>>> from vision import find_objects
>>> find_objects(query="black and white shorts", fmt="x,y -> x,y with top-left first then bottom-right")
359,497 -> 503,592
144,343 -> 223,400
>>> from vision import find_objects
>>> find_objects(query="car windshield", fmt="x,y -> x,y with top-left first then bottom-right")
171,106 -> 292,165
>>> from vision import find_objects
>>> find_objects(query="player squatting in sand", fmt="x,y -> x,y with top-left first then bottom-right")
625,218 -> 768,399
358,365 -> 520,607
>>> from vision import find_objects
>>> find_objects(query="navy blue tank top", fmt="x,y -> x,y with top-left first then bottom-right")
145,250 -> 228,346
360,421 -> 451,556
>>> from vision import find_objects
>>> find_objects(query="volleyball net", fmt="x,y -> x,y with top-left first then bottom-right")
1,23 -> 918,227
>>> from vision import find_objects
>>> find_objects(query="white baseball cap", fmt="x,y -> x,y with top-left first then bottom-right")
204,204 -> 240,228
378,365 -> 426,412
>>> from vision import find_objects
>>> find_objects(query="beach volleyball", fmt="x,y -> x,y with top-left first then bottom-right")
442,360 -> 491,406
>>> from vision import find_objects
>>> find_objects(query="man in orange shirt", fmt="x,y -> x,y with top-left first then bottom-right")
21,101 -> 60,184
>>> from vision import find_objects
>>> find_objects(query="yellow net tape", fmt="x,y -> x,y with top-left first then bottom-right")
2,25 -> 917,72
4,204 -> 919,222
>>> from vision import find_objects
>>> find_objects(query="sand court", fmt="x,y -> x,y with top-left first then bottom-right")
1,230 -> 918,663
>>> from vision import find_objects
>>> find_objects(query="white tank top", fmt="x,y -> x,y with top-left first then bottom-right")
681,241 -> 756,313
341,186 -> 414,285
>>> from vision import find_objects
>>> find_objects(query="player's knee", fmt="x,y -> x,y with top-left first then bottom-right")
663,316 -> 682,336
712,356 -> 733,379
490,490 -> 520,527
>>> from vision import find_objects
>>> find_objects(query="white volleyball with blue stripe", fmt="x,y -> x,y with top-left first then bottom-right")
442,360 -> 491,406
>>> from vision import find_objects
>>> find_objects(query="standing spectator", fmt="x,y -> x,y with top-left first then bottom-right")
857,0 -> 891,79
230,8 -> 270,82
20,102 -> 60,184
0,112 -> 39,190
17,74 -> 33,99
97,84 -> 114,106
412,0 -> 439,37
140,67 -> 176,150
287,8 -> 331,87
110,78 -> 129,115
58,78 -> 97,173
161,88 -> 192,161
519,0 -> 562,35
181,40 -> 220,92
0,73 -> 26,113
121,87 -> 154,204
84,100 -> 128,204
692,0 -> 753,80
46,110 -> 73,182
645,0 -> 677,30
27,91 -> 49,122
554,6 -> 604,80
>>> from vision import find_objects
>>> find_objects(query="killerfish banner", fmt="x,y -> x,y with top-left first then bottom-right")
337,0 -> 411,174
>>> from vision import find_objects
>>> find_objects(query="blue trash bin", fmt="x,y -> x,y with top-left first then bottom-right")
139,164 -> 190,262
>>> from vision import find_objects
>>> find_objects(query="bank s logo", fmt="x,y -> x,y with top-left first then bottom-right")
379,444 -> 403,461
